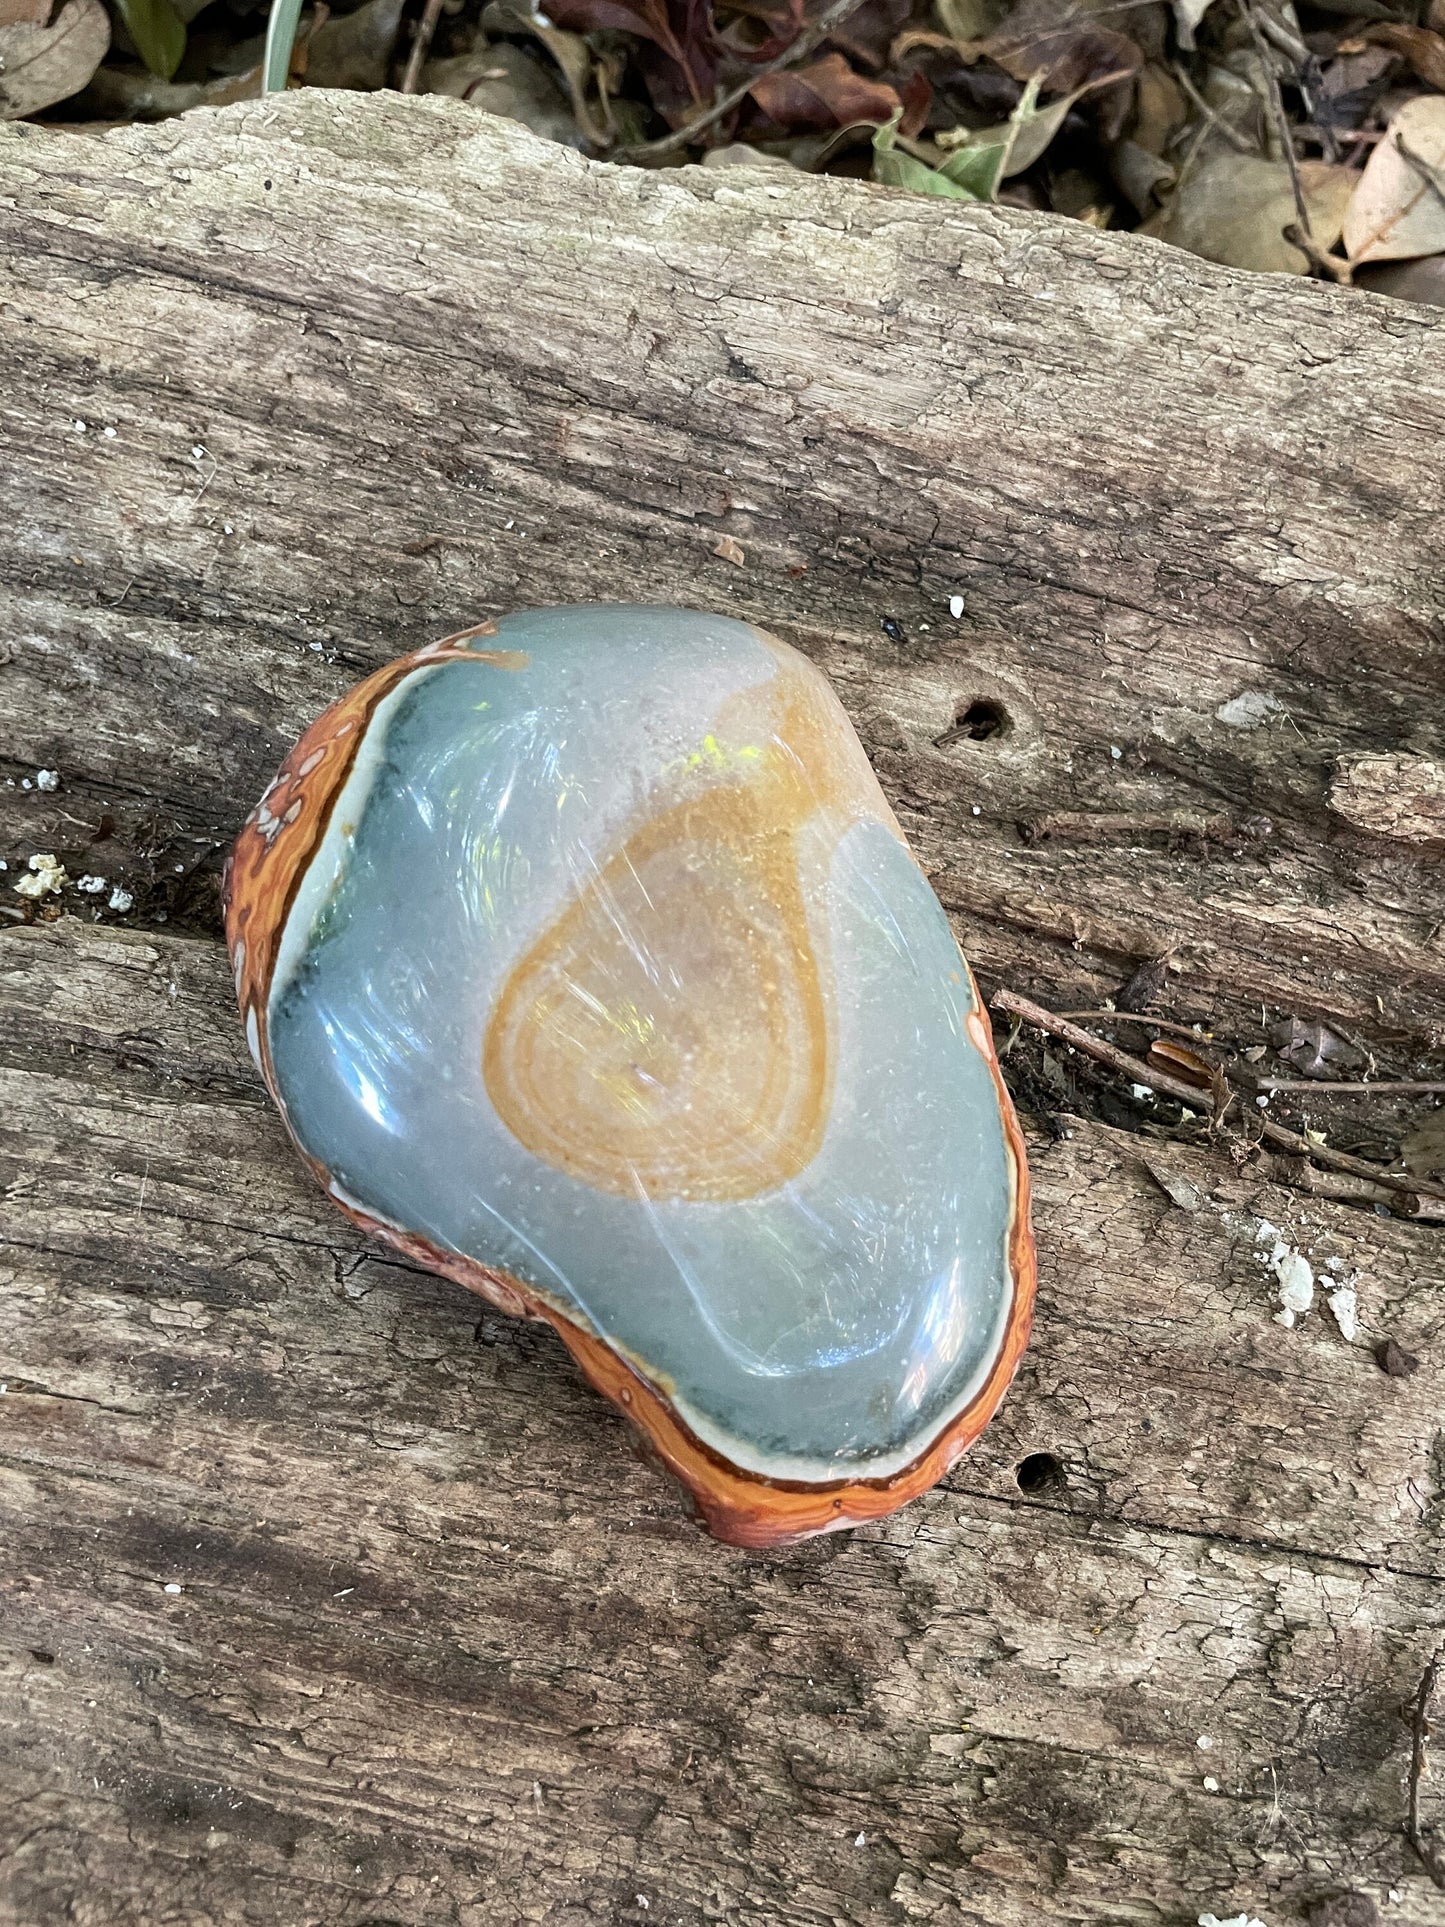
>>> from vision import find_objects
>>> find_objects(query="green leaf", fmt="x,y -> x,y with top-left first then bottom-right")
872,77 -> 1054,204
937,139 -> 1006,197
113,0 -> 185,80
872,110 -> 986,201
262,0 -> 304,92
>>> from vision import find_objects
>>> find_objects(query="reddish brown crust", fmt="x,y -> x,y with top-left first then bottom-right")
224,638 -> 1036,1548
223,632 -> 512,1088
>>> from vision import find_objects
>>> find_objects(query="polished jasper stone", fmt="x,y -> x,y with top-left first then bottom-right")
225,606 -> 1034,1544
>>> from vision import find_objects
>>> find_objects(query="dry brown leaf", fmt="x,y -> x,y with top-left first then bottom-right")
1354,253 -> 1445,307
422,43 -> 577,143
749,51 -> 899,131
1343,95 -> 1445,264
1132,60 -> 1186,156
1146,153 -> 1354,275
974,0 -> 1142,138
305,0 -> 402,89
480,1 -> 615,147
0,0 -> 107,117
1354,22 -> 1445,92
75,58 -> 257,118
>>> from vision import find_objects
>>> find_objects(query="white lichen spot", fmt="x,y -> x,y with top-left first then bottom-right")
1216,690 -> 1281,729
76,875 -> 107,894
1327,1286 -> 1358,1342
949,595 -> 965,619
1110,745 -> 1122,759
163,1582 -> 182,1595
1197,1735 -> 1214,1749
1255,1220 -> 1280,1244
107,887 -> 135,914
34,768 -> 59,791
1274,1246 -> 1314,1315
1202,1776 -> 1220,1792
15,853 -> 67,899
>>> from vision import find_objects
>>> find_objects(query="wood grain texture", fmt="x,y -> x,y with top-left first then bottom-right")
1,90 -> 1443,1925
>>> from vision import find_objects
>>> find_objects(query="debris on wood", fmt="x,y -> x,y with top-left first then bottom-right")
1375,1337 -> 1420,1378
13,853 -> 67,899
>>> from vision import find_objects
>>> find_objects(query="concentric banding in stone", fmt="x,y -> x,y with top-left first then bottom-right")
224,606 -> 1035,1544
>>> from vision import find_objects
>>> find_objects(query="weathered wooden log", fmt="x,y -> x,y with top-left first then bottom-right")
1,91 -> 1443,1925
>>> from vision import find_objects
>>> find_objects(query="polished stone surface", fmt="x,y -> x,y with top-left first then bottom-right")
231,606 -> 1031,1517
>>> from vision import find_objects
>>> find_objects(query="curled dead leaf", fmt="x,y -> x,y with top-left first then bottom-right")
1146,1038 -> 1215,1088
1343,95 -> 1445,264
0,0 -> 107,117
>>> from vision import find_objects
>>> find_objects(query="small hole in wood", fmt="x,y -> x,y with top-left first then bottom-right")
955,698 -> 1009,741
1015,1451 -> 1065,1494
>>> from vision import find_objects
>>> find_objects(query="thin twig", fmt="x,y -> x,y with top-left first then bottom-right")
1170,59 -> 1254,155
990,989 -> 1445,1207
1407,1654 -> 1445,1891
1058,1009 -> 1220,1044
612,0 -> 873,161
1258,1079 -> 1445,1095
1240,0 -> 1311,236
400,0 -> 445,94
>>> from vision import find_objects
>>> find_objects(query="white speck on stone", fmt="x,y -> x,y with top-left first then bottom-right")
1216,690 -> 1281,729
854,1833 -> 866,1847
1198,1915 -> 1268,1927
1202,1776 -> 1220,1792
223,522 -> 234,534
949,595 -> 965,619
72,419 -> 87,433
1197,1735 -> 1214,1749
16,854 -> 67,899
76,875 -> 107,894
971,805 -> 981,816
1327,1286 -> 1358,1341
1254,1219 -> 1280,1246
108,887 -> 135,914
191,444 -> 206,462
35,768 -> 59,791
1256,1094 -> 1270,1107
1132,1083 -> 1154,1100
103,426 -> 116,438
163,1583 -> 182,1595
1110,744 -> 1122,759
1274,1247 -> 1314,1314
